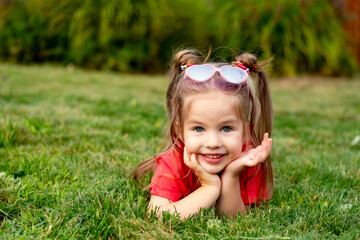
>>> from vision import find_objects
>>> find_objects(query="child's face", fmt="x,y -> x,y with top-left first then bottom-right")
182,90 -> 245,174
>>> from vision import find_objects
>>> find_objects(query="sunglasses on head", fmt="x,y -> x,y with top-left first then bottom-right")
182,63 -> 249,84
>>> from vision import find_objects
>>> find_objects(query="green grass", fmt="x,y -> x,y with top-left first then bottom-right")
0,63 -> 359,239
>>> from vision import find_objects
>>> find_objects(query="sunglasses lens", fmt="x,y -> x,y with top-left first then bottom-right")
221,67 -> 247,84
187,65 -> 214,82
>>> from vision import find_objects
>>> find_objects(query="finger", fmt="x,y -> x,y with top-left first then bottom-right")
183,147 -> 191,165
188,153 -> 197,165
191,153 -> 197,162
184,146 -> 189,157
266,138 -> 272,150
263,138 -> 272,152
248,152 -> 260,166
259,149 -> 268,161
185,153 -> 199,170
259,145 -> 271,162
262,133 -> 269,145
249,146 -> 266,164
263,133 -> 269,141
262,136 -> 272,150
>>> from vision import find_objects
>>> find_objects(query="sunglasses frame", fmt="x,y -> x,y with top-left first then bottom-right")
183,64 -> 249,84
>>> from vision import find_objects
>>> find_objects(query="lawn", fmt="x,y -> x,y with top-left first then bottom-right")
0,63 -> 359,239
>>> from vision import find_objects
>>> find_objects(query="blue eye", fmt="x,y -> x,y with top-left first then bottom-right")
222,126 -> 232,132
194,127 -> 204,132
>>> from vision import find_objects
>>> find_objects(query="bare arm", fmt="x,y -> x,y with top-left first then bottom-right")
149,185 -> 220,220
148,150 -> 221,220
216,172 -> 248,217
217,133 -> 272,216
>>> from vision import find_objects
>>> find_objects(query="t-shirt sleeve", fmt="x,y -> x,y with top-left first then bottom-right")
240,163 -> 268,204
149,156 -> 183,202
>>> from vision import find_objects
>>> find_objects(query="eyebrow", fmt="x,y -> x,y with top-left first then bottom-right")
186,119 -> 239,125
186,120 -> 205,125
220,119 -> 240,125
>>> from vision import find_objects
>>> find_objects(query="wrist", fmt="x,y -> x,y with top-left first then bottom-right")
200,179 -> 221,189
222,165 -> 246,178
221,169 -> 242,180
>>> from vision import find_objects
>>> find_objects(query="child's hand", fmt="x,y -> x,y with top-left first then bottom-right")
184,147 -> 221,188
223,133 -> 272,177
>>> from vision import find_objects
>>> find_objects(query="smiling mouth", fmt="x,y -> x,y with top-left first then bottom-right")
203,154 -> 225,159
201,154 -> 226,163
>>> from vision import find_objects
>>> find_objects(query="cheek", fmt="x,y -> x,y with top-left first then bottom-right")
227,136 -> 244,156
232,145 -> 244,158
183,133 -> 200,152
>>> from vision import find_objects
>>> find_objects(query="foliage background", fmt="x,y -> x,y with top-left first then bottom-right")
0,0 -> 358,75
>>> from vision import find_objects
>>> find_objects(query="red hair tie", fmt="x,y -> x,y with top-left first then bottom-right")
235,61 -> 250,74
181,64 -> 194,71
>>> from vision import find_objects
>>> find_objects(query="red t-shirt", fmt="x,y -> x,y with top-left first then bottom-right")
149,142 -> 268,204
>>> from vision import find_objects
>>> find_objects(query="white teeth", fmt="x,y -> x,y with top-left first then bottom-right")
204,154 -> 223,159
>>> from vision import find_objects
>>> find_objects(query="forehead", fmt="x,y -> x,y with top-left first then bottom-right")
182,90 -> 241,120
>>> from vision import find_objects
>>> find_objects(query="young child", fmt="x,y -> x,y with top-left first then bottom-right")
133,49 -> 273,219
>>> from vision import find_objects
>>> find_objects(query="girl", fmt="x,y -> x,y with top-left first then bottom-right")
133,49 -> 273,219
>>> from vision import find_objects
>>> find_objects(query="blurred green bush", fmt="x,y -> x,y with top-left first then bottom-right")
0,0 -> 358,75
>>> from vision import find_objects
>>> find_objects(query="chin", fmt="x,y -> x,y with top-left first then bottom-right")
202,165 -> 225,175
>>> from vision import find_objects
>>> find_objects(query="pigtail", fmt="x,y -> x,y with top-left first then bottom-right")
236,53 -> 273,140
167,49 -> 203,118
237,53 -> 274,200
133,49 -> 203,185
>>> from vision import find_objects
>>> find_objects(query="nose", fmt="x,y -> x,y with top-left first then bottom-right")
205,132 -> 221,148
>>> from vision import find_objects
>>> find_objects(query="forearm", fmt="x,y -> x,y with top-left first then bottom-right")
216,174 -> 247,217
149,185 -> 220,220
